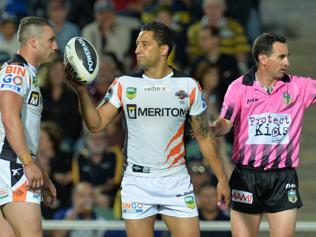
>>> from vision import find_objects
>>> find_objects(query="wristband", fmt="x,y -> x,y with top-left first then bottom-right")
19,152 -> 34,166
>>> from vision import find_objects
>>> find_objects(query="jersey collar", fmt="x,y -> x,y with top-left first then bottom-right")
242,66 -> 291,86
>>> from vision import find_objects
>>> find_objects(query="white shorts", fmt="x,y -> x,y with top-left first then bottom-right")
121,174 -> 198,219
0,159 -> 41,206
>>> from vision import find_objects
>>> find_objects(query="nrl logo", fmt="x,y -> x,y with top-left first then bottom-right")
126,87 -> 137,99
288,189 -> 297,203
283,92 -> 292,105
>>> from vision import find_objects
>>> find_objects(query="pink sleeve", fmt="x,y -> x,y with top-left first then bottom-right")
302,77 -> 316,107
220,81 -> 242,123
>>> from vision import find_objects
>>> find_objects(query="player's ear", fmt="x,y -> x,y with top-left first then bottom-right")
29,36 -> 38,49
161,45 -> 169,57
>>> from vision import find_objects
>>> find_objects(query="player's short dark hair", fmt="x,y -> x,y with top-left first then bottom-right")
252,32 -> 287,65
141,21 -> 174,56
17,16 -> 52,44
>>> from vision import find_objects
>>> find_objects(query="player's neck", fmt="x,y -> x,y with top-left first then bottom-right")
144,64 -> 173,79
18,48 -> 39,68
256,68 -> 277,87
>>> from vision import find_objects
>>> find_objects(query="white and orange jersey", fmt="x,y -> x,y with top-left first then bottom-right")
103,69 -> 207,177
0,54 -> 42,162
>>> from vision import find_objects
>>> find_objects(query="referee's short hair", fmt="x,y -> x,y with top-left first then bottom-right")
252,32 -> 287,65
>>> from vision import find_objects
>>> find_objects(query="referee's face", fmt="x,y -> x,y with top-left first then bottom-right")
265,42 -> 290,79
135,31 -> 163,69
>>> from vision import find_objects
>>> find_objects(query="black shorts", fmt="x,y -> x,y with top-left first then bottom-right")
229,166 -> 303,214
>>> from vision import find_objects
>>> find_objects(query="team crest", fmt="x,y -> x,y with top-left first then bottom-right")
288,190 -> 297,203
283,92 -> 292,105
184,195 -> 196,209
126,87 -> 137,99
175,90 -> 188,100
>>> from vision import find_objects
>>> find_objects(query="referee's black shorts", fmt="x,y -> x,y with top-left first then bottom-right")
229,165 -> 303,214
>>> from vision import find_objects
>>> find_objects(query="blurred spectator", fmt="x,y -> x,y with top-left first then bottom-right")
38,121 -> 73,219
41,58 -> 82,151
72,130 -> 123,197
198,182 -> 231,237
187,0 -> 250,73
4,0 -> 28,18
0,13 -> 18,56
153,5 -> 180,68
53,182 -> 105,237
81,0 -> 140,66
94,188 -> 116,220
195,62 -> 220,120
0,51 -> 10,66
188,160 -> 216,194
47,0 -> 80,55
67,0 -> 95,29
226,0 -> 261,43
190,26 -> 240,109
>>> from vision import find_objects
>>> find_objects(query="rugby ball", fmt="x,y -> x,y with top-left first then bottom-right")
64,37 -> 99,84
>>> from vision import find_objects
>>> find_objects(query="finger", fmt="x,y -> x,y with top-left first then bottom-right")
33,179 -> 39,190
217,191 -> 222,206
27,179 -> 33,190
40,177 -> 44,188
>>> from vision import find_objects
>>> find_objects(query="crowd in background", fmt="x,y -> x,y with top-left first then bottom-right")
0,0 -> 262,236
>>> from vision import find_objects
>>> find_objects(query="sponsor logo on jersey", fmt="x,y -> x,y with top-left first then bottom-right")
127,104 -> 137,119
175,90 -> 188,100
288,190 -> 297,203
247,98 -> 259,104
5,65 -> 26,77
122,202 -> 144,213
0,186 -> 8,200
126,87 -> 137,99
144,85 -> 170,92
232,189 -> 253,204
176,190 -> 194,197
247,113 -> 290,144
184,195 -> 196,209
28,91 -> 40,106
11,168 -> 22,176
201,93 -> 207,109
285,183 -> 296,190
283,92 -> 292,105
127,104 -> 187,119
1,74 -> 23,92
132,164 -> 150,173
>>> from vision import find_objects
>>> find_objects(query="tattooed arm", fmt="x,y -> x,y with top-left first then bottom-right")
191,110 -> 231,208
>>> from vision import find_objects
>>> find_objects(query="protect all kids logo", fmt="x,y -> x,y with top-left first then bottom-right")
246,113 -> 291,144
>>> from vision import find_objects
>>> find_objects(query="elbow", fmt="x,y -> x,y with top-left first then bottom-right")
2,115 -> 14,132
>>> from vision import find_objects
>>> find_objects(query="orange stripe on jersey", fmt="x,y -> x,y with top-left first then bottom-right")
168,151 -> 185,168
13,181 -> 28,202
166,141 -> 184,161
118,83 -> 123,108
165,123 -> 185,152
189,87 -> 196,107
